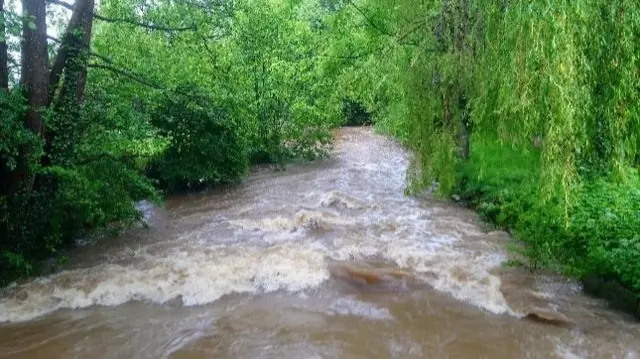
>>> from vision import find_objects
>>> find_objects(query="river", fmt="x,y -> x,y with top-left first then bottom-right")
0,127 -> 639,358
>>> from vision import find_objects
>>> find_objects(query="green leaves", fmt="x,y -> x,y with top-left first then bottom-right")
458,136 -> 640,294
147,86 -> 250,191
1,0 -> 362,282
344,0 -> 640,298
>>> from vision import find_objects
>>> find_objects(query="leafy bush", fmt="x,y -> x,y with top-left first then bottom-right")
568,176 -> 640,290
148,87 -> 250,192
342,98 -> 372,126
0,92 -> 160,283
459,138 -> 640,294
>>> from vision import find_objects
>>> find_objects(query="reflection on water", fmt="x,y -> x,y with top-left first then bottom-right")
0,128 -> 638,359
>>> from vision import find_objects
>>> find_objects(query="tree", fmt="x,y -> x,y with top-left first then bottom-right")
1,0 -> 355,281
0,0 -> 8,90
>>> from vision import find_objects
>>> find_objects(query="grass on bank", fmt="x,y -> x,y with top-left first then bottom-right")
454,136 -> 640,310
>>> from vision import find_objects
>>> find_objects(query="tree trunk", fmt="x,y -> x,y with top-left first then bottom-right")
47,0 -> 95,165
21,0 -> 49,135
48,0 -> 93,103
5,0 -> 50,194
0,0 -> 8,90
75,0 -> 95,103
53,0 -> 94,105
0,0 -> 8,196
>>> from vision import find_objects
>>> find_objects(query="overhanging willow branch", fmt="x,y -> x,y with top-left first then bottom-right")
344,0 -> 392,37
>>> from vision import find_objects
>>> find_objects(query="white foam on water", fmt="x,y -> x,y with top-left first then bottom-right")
0,201 -> 518,323
319,191 -> 369,210
0,225 -> 514,323
0,165 -> 513,322
327,297 -> 393,320
0,243 -> 331,323
553,340 -> 587,359
229,208 -> 354,232
337,234 -> 514,316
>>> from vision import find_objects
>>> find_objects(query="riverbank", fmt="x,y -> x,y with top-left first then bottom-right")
450,137 -> 640,320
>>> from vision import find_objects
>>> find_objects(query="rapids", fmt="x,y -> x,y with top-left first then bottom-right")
0,127 -> 638,358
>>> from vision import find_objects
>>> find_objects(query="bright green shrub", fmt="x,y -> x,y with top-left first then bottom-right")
460,138 -> 640,293
568,175 -> 640,291
149,87 -> 250,192
0,91 -> 159,283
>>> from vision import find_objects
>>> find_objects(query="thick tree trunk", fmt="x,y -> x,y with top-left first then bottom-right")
5,0 -> 50,194
21,0 -> 49,135
0,0 -> 7,197
75,0 -> 95,102
47,0 -> 95,165
49,0 -> 93,103
0,0 -> 8,90
52,0 -> 94,103
0,0 -> 9,197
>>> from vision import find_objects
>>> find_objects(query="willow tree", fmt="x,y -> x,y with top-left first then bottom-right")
468,0 -> 640,212
352,0 -> 640,213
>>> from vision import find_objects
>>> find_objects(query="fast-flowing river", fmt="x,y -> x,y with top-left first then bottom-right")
0,127 -> 639,359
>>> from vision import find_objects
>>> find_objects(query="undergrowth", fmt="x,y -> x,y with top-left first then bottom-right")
456,137 -> 640,297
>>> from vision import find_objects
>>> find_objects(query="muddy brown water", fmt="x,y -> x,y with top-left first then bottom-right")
1,127 -> 639,359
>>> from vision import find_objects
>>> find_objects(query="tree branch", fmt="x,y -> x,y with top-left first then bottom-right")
88,63 -> 166,90
396,19 -> 427,45
75,152 -> 145,166
344,0 -> 393,37
46,0 -> 74,11
343,0 -> 434,51
53,35 -> 159,90
48,36 -> 193,101
46,0 -> 196,32
93,13 -> 196,32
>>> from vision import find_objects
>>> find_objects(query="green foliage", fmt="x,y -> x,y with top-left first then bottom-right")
340,0 -> 640,301
1,0 -> 357,282
148,87 -> 250,191
230,0 -> 339,164
459,139 -> 640,293
1,88 -> 160,283
0,88 -> 42,175
568,175 -> 640,290
351,0 -> 640,203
